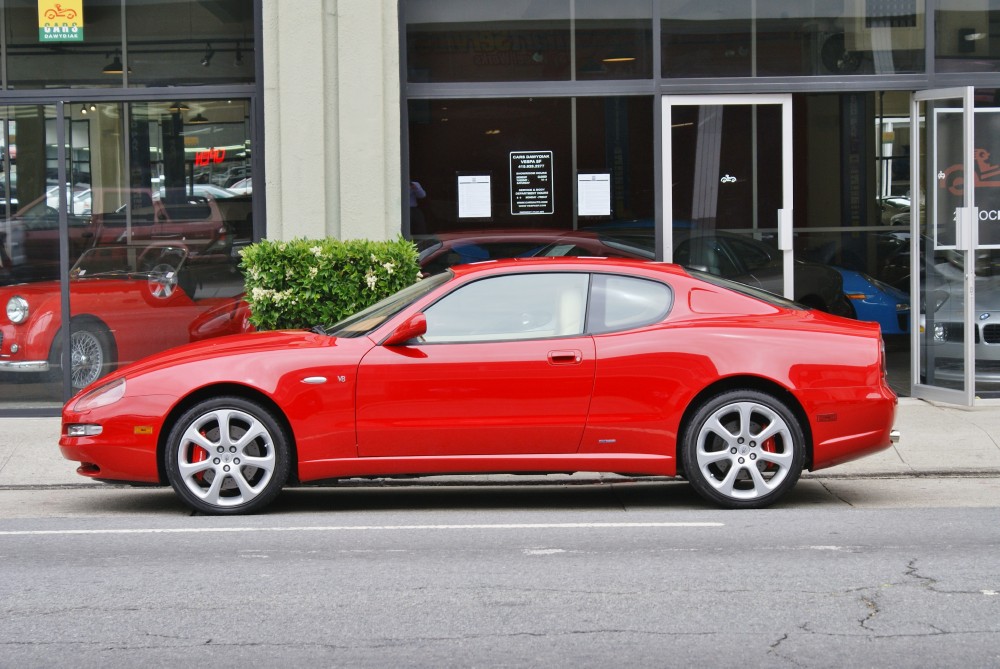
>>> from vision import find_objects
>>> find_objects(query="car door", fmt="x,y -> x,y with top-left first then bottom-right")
356,272 -> 595,457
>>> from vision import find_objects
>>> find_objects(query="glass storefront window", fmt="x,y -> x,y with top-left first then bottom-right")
936,3 -> 1000,73
126,0 -> 255,88
406,0 -> 572,82
408,96 -> 654,270
405,0 -> 653,82
3,0 -> 254,89
0,100 -> 251,408
574,0 -> 653,80
5,1 -> 124,89
661,0 -> 925,77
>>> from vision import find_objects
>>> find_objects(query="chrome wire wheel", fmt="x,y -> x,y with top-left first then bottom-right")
166,398 -> 290,515
70,329 -> 106,389
684,391 -> 804,509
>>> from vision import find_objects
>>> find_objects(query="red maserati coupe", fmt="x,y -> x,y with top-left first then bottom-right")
60,257 -> 898,515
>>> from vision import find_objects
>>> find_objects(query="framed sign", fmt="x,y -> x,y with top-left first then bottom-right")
510,151 -> 553,215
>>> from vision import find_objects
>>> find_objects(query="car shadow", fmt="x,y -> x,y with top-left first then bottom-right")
65,475 -> 858,517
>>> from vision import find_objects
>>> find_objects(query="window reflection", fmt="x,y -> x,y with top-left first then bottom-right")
0,100 -> 251,407
936,3 -> 1000,73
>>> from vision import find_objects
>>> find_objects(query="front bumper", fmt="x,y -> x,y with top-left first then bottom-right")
0,358 -> 49,372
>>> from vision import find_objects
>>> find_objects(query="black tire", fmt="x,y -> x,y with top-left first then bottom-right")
682,390 -> 805,509
50,321 -> 116,390
165,396 -> 290,515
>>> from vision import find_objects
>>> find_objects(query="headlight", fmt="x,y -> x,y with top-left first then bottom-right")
72,377 -> 126,412
6,296 -> 28,324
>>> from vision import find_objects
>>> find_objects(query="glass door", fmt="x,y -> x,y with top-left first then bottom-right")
662,95 -> 794,300
911,88 -> 977,405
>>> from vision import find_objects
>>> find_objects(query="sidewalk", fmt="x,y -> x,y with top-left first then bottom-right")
2,398 -> 1000,487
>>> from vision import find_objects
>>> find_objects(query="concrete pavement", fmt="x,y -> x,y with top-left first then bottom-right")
2,398 -> 1000,488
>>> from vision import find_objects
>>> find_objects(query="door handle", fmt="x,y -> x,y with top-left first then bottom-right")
548,350 -> 582,365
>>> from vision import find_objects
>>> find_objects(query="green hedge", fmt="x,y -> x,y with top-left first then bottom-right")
240,237 -> 421,331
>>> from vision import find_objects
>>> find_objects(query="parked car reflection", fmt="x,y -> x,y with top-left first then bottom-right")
0,243 -> 245,390
920,240 -> 1000,387
4,187 -> 237,283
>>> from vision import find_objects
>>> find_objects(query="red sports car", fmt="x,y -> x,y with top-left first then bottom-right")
60,257 -> 898,515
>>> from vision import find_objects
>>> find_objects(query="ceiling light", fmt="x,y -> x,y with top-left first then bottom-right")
168,101 -> 190,113
187,113 -> 210,124
102,50 -> 131,75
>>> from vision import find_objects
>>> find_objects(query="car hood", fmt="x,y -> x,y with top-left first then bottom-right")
92,329 -> 344,386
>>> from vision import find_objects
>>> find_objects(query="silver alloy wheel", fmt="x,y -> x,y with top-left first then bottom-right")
70,329 -> 106,389
174,407 -> 278,509
694,400 -> 795,501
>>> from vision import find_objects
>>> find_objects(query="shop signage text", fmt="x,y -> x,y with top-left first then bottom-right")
510,151 -> 553,215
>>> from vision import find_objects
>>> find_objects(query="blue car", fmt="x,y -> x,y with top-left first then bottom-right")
837,267 -> 910,335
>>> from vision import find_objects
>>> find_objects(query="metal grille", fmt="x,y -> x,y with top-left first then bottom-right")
984,324 -> 1000,345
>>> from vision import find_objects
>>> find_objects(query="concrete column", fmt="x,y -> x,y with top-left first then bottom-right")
262,0 -> 401,242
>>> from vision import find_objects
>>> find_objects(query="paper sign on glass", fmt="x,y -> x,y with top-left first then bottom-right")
458,174 -> 492,219
578,173 -> 611,216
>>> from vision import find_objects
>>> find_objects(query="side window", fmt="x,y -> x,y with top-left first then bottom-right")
589,274 -> 672,334
423,273 -> 590,343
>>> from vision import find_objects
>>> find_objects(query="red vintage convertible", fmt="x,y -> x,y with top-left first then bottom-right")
60,257 -> 898,514
1,244 -> 246,390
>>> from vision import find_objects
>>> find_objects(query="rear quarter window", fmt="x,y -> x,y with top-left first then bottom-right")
589,274 -> 672,334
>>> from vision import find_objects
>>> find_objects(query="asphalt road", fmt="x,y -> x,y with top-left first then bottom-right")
1,477 -> 998,668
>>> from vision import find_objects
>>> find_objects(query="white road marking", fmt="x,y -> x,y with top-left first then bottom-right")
0,521 -> 722,537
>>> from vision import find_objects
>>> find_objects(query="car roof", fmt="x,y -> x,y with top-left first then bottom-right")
445,255 -> 688,279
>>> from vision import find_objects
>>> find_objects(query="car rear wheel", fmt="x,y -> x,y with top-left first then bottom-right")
165,397 -> 290,515
682,390 -> 804,509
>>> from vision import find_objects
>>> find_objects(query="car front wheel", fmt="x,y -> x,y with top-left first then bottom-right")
683,390 -> 805,509
49,321 -> 116,391
165,397 -> 290,515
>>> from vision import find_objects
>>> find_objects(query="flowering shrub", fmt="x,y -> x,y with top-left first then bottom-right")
240,237 -> 420,331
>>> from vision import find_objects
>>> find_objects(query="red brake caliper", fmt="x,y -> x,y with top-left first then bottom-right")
760,422 -> 778,471
190,433 -> 209,482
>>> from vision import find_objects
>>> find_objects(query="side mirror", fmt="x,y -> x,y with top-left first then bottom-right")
382,313 -> 427,346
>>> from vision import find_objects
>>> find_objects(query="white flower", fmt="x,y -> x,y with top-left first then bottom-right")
365,271 -> 378,290
308,266 -> 319,278
382,261 -> 395,274
310,246 -> 323,258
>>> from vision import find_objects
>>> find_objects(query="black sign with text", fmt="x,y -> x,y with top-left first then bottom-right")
510,151 -> 553,215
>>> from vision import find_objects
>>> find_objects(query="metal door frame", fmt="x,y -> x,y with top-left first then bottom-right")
910,86 -> 976,406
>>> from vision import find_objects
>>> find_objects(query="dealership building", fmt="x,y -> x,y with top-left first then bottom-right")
2,0 -> 1000,415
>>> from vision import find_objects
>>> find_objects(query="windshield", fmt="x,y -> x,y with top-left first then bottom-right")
71,244 -> 188,278
323,271 -> 452,338
687,268 -> 805,310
